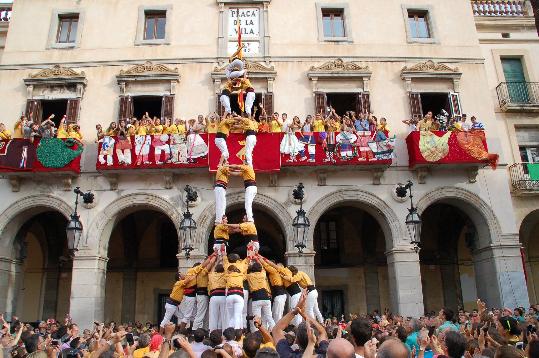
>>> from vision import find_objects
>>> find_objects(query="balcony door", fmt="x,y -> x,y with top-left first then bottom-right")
502,58 -> 529,103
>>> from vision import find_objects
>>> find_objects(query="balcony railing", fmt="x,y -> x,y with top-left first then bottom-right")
509,163 -> 539,193
496,82 -> 539,111
0,6 -> 11,22
471,0 -> 528,16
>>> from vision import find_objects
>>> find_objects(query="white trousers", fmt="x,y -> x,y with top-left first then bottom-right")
220,94 -> 231,114
242,289 -> 249,329
215,137 -> 229,161
192,294 -> 209,330
251,300 -> 275,331
272,294 -> 287,323
245,186 -> 257,222
214,186 -> 226,224
289,292 -> 302,326
179,296 -> 197,324
245,135 -> 257,166
306,289 -> 324,323
226,295 -> 245,329
209,296 -> 227,331
245,92 -> 255,116
160,302 -> 179,327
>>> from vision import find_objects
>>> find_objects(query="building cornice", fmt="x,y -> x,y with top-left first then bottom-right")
474,16 -> 537,32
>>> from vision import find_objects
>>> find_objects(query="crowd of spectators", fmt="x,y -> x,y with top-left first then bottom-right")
2,299 -> 538,358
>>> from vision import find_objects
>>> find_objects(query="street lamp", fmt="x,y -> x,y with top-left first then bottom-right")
396,180 -> 421,253
180,185 -> 198,259
66,187 -> 94,258
292,183 -> 310,254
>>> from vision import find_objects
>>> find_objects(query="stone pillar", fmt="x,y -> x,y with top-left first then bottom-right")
364,260 -> 381,314
178,254 -> 207,273
69,255 -> 108,330
285,251 -> 315,281
473,243 -> 530,309
386,247 -> 424,317
0,256 -> 23,320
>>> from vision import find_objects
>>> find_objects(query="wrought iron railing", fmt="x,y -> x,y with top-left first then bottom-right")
0,6 -> 11,22
496,82 -> 539,108
509,163 -> 539,192
471,0 -> 528,16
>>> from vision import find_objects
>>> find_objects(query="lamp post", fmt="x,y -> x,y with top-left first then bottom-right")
179,185 -> 197,259
66,187 -> 94,258
292,183 -> 310,254
396,180 -> 422,253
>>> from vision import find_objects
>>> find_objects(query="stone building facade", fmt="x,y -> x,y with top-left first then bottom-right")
0,0 -> 536,329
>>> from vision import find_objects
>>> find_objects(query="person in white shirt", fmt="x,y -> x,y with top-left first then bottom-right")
189,329 -> 212,358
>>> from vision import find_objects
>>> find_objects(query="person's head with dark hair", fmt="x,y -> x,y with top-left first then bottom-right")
377,339 -> 409,358
514,308 -> 524,317
441,308 -> 455,323
215,264 -> 225,273
495,345 -> 525,358
483,347 -> 496,358
222,327 -> 235,342
24,334 -> 42,353
395,326 -> 407,343
228,254 -> 240,263
138,333 -> 151,349
254,347 -> 279,358
466,338 -> 479,355
498,316 -> 521,338
327,337 -> 355,358
527,340 -> 539,358
227,265 -> 240,273
234,329 -> 243,341
288,266 -> 298,275
295,322 -> 309,350
350,318 -> 372,348
201,351 -> 218,358
249,261 -> 262,273
209,329 -> 223,347
193,329 -> 206,343
242,332 -> 263,358
444,331 -> 467,358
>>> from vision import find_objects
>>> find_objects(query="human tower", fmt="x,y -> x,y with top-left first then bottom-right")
158,25 -> 323,333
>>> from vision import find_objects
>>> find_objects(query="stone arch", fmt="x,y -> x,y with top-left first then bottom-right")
307,188 -> 406,251
0,194 -> 72,256
519,209 -> 539,248
195,190 -> 294,254
85,193 -> 182,257
416,186 -> 503,248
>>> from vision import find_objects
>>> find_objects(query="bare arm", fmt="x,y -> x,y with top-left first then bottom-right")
253,317 -> 272,344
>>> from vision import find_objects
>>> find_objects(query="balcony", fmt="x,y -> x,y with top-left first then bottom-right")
496,82 -> 539,112
471,0 -> 529,16
509,162 -> 539,195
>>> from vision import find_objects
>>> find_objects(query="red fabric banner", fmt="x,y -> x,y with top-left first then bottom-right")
406,130 -> 498,169
280,132 -> 394,167
208,133 -> 281,172
0,138 -> 82,173
96,134 -> 208,170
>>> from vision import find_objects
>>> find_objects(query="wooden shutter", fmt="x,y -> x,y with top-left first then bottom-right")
66,99 -> 80,124
25,100 -> 42,124
315,92 -> 327,116
216,95 -> 225,117
161,95 -> 174,120
449,93 -> 462,117
409,92 -> 423,119
262,93 -> 273,117
118,96 -> 133,120
356,92 -> 371,114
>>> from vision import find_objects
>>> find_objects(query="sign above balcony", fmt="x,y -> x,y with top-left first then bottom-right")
401,60 -> 462,92
116,61 -> 180,95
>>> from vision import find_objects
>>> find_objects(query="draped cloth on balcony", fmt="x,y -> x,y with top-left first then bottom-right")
455,131 -> 499,169
419,131 -> 451,162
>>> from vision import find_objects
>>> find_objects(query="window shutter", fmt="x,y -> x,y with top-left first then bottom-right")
449,93 -> 462,117
161,95 -> 174,120
409,92 -> 423,119
216,95 -> 225,117
66,99 -> 80,124
263,93 -> 273,117
25,100 -> 42,124
360,92 -> 371,114
118,96 -> 133,121
315,92 -> 327,116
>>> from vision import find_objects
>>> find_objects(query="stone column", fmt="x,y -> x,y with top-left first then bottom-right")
473,243 -> 530,309
0,256 -> 23,320
69,255 -> 108,330
285,251 -> 315,282
386,247 -> 424,317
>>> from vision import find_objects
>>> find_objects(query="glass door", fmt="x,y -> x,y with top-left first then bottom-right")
502,58 -> 529,103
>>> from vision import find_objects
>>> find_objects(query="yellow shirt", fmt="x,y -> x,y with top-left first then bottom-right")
128,126 -> 136,136
217,118 -> 237,136
176,124 -> 186,135
57,127 -> 68,139
224,78 -> 253,94
170,279 -> 188,302
216,166 -> 230,184
0,129 -> 12,140
240,164 -> 256,182
207,122 -> 218,134
278,267 -> 295,288
327,121 -> 340,132
13,121 -> 23,139
196,267 -> 209,289
133,347 -> 150,358
282,270 -> 313,289
247,271 -> 271,294
224,257 -> 249,275
208,271 -> 227,292
241,118 -> 258,132
261,261 -> 283,287
151,125 -> 164,135
68,131 -> 82,140
418,119 -> 433,131
239,222 -> 257,236
185,267 -> 199,289
137,126 -> 147,135
214,224 -> 229,241
313,119 -> 326,132
164,125 -> 178,134
270,120 -> 281,133
225,271 -> 245,289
